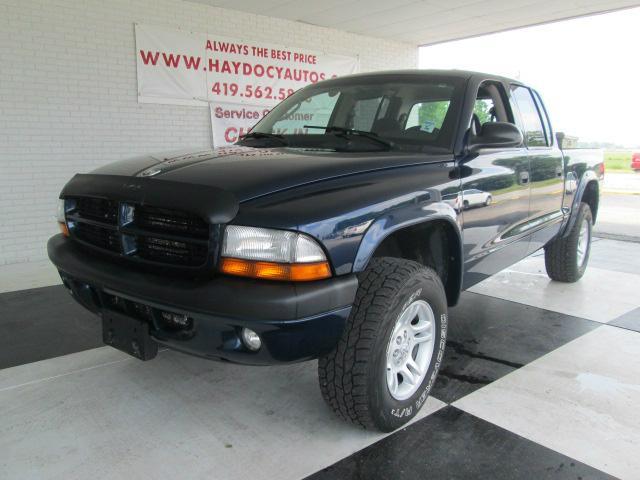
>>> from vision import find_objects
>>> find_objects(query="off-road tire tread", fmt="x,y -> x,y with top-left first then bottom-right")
544,202 -> 592,282
318,257 -> 442,429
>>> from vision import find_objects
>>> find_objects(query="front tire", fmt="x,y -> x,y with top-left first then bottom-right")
318,258 -> 448,431
544,202 -> 593,282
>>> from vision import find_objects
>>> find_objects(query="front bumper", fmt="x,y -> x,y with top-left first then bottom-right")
47,235 -> 358,365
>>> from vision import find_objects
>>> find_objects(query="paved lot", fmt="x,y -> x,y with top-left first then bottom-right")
595,193 -> 640,239
592,172 -> 640,240
602,171 -> 640,194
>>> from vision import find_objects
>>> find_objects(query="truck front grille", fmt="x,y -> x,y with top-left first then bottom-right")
75,197 -> 118,224
136,205 -> 210,238
74,222 -> 121,253
137,236 -> 209,266
64,197 -> 211,269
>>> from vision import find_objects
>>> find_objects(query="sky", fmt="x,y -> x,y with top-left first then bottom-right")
419,6 -> 640,148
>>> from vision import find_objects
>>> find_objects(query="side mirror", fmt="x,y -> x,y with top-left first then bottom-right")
556,131 -> 566,149
467,122 -> 523,152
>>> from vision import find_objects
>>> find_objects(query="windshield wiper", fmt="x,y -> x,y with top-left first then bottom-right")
239,131 -> 287,146
304,125 -> 394,149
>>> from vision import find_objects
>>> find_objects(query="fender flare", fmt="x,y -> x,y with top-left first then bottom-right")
561,170 -> 599,238
352,201 -> 464,305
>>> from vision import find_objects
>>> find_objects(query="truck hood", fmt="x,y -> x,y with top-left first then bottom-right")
91,146 -> 452,203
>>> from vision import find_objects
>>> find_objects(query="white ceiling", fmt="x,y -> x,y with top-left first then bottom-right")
186,0 -> 640,45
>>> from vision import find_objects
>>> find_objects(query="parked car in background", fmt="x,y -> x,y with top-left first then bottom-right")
443,189 -> 492,211
442,192 -> 462,211
462,189 -> 492,208
632,152 -> 640,171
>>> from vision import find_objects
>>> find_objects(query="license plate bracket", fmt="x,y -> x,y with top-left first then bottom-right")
102,310 -> 158,361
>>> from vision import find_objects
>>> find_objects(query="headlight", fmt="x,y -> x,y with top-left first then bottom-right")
56,198 -> 70,237
56,198 -> 66,223
219,226 -> 331,281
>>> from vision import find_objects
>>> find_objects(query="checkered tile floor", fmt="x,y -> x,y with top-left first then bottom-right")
1,238 -> 638,479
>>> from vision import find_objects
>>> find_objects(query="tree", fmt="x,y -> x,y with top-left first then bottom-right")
473,100 -> 492,124
418,101 -> 450,130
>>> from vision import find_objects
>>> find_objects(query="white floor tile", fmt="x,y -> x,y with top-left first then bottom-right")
0,346 -> 129,392
0,348 -> 444,480
454,326 -> 640,479
469,255 -> 640,322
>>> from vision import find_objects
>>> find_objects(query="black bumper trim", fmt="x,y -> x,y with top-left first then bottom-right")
48,234 -> 358,322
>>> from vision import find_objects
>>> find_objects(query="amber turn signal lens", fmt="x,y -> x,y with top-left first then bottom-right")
219,258 -> 331,282
59,222 -> 70,237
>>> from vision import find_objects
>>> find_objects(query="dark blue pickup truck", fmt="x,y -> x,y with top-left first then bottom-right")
48,70 -> 603,431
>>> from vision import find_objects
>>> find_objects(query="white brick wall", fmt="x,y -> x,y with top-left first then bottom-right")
0,0 -> 417,265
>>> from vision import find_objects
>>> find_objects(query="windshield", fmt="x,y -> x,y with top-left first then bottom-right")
237,75 -> 465,153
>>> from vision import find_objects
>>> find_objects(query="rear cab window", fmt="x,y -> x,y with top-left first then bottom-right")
405,100 -> 451,133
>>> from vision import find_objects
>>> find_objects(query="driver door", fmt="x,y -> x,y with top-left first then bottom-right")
460,81 -> 531,288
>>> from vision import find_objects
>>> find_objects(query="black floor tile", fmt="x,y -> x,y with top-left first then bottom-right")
306,407 -> 615,480
432,292 -> 600,403
609,307 -> 640,333
0,285 -> 102,369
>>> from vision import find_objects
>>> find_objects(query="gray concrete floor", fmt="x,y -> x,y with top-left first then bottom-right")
587,172 -> 640,240
602,171 -> 640,195
595,193 -> 640,239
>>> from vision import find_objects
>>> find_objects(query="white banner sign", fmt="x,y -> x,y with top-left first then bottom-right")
210,102 -> 271,147
135,24 -> 359,107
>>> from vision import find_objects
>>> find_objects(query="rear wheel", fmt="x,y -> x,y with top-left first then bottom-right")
544,202 -> 593,282
318,257 -> 447,431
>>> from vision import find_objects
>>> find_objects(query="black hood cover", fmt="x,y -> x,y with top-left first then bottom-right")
89,146 -> 449,203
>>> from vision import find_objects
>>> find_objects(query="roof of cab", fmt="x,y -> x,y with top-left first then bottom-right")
317,69 -> 524,87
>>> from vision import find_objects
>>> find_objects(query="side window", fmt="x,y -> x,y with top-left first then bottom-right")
473,98 -> 495,124
405,100 -> 450,132
472,82 -> 513,130
511,86 -> 547,147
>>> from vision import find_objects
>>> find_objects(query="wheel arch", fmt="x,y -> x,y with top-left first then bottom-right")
581,179 -> 599,222
353,209 -> 463,307
562,171 -> 600,238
